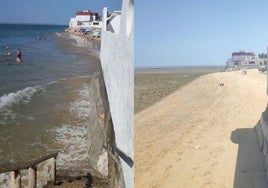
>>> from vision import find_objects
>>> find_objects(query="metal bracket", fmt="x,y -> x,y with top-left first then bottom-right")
113,146 -> 134,168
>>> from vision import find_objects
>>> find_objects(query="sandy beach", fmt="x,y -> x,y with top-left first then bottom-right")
135,69 -> 268,187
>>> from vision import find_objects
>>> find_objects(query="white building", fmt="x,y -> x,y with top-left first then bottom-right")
226,51 -> 267,67
231,51 -> 254,62
69,10 -> 101,29
247,58 -> 268,66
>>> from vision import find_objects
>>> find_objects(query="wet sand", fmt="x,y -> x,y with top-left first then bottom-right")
135,67 -> 224,113
135,69 -> 268,187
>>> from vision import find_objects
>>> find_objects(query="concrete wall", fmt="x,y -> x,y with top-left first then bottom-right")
85,71 -> 126,188
100,0 -> 134,187
76,15 -> 91,22
251,49 -> 268,158
87,72 -> 108,177
255,106 -> 268,182
58,33 -> 124,186
256,49 -> 268,181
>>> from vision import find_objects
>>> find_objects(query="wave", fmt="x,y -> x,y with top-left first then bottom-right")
70,84 -> 91,121
0,86 -> 44,110
51,124 -> 88,170
50,83 -> 91,172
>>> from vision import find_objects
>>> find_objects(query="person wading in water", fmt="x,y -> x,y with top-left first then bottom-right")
16,49 -> 22,63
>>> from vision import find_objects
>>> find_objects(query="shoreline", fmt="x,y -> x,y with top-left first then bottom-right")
135,65 -> 225,72
0,25 -> 103,187
64,28 -> 101,44
135,66 -> 225,113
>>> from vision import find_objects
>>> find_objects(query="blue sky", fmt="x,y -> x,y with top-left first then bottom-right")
136,0 -> 268,66
2,1 -> 268,66
0,0 -> 121,25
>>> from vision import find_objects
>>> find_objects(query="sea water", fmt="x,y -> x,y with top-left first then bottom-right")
0,24 -> 100,185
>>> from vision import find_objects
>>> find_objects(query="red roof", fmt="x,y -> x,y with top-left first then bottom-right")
76,11 -> 99,16
232,51 -> 254,56
77,11 -> 90,15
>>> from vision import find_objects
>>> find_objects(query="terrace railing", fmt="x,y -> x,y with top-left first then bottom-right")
0,152 -> 58,188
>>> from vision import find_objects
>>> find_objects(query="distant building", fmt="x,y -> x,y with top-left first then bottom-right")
232,51 -> 254,62
69,10 -> 102,29
226,51 -> 267,67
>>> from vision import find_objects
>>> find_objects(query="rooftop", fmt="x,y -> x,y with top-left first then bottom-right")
76,10 -> 98,16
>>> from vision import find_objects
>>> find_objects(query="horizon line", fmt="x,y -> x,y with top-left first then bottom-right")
0,22 -> 68,26
135,65 -> 225,69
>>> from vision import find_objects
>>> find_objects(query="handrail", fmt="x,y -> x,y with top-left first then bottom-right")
113,146 -> 134,168
0,152 -> 58,174
0,152 -> 58,188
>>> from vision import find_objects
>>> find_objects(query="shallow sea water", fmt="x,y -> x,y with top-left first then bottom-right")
0,24 -> 100,187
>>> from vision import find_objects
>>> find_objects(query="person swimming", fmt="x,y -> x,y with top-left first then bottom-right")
3,52 -> 11,56
0,57 -> 7,62
16,49 -> 22,63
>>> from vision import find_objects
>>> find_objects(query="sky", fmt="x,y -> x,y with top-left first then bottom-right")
2,1 -> 268,67
135,0 -> 268,67
0,0 -> 121,25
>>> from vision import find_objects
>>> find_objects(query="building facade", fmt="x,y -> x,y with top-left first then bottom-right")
226,51 -> 267,67
231,51 -> 254,62
69,10 -> 101,29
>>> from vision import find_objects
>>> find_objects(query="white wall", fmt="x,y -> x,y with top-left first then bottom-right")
76,15 -> 91,22
100,0 -> 134,187
69,18 -> 102,29
69,18 -> 77,28
232,55 -> 246,62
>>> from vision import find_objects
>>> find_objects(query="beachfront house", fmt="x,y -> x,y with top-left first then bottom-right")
226,51 -> 267,67
69,10 -> 102,29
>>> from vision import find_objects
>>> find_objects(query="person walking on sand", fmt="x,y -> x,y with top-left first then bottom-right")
16,49 -> 22,63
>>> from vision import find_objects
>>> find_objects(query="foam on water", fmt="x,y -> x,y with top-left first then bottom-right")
0,86 -> 43,109
0,86 -> 44,125
0,83 -> 92,186
51,84 -> 91,171
52,124 -> 88,169
70,84 -> 91,121
0,24 -> 100,187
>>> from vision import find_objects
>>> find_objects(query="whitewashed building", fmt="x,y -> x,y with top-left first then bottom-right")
232,51 -> 254,62
69,10 -> 101,29
226,51 -> 267,67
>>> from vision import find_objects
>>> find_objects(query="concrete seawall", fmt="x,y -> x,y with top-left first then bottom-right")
87,71 -> 125,187
100,0 -> 134,187
57,24 -> 129,187
255,105 -> 268,181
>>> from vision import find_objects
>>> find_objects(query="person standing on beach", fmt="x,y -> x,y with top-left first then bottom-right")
16,49 -> 22,63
